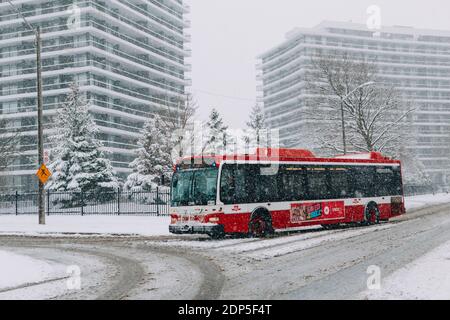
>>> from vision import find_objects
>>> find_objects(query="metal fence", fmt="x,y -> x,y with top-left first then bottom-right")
0,189 -> 171,216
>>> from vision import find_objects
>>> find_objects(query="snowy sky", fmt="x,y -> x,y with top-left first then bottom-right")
187,0 -> 450,129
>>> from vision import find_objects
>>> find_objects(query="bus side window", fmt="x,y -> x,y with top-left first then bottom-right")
375,167 -> 393,196
220,165 -> 236,204
329,168 -> 350,199
256,165 -> 279,203
234,165 -> 251,204
293,167 -> 306,200
278,166 -> 306,202
305,167 -> 329,201
244,165 -> 257,203
352,166 -> 375,198
376,166 -> 402,196
392,167 -> 403,195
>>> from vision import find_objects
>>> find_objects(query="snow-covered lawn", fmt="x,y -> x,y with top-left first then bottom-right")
0,215 -> 171,237
364,240 -> 450,300
404,193 -> 450,211
0,250 -> 59,291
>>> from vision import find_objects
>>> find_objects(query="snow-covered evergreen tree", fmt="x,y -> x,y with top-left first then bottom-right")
124,115 -> 173,192
47,83 -> 119,201
203,108 -> 228,155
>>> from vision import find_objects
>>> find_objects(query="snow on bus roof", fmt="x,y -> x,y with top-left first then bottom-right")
333,152 -> 391,161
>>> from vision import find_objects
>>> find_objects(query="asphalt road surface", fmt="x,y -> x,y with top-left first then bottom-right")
1,203 -> 450,300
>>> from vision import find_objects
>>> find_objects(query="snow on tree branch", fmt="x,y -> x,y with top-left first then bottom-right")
0,119 -> 19,172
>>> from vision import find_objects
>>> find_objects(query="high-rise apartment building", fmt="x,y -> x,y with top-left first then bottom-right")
257,21 -> 450,187
0,0 -> 191,191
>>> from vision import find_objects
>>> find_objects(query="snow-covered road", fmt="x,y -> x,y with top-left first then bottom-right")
0,239 -> 222,300
0,195 -> 450,300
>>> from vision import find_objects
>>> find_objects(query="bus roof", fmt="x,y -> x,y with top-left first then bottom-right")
177,148 -> 401,166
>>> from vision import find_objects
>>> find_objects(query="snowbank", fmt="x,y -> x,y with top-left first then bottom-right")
0,250 -> 56,291
404,193 -> 450,211
364,240 -> 450,300
0,215 -> 171,237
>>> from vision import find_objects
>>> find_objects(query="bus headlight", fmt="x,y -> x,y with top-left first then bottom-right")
208,217 -> 220,223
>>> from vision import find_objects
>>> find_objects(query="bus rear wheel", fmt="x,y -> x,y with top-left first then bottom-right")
249,211 -> 274,238
363,204 -> 380,226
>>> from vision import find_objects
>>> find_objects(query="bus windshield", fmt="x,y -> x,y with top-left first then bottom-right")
171,168 -> 218,207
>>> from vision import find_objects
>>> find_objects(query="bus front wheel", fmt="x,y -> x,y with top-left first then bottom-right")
249,210 -> 274,238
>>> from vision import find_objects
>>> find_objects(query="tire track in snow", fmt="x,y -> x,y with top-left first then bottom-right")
216,228 -> 346,254
244,224 -> 395,260
146,223 -> 398,262
0,276 -> 70,294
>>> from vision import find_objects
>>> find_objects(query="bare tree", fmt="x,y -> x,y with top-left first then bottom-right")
0,119 -> 19,172
159,93 -> 198,159
304,51 -> 414,156
161,93 -> 197,132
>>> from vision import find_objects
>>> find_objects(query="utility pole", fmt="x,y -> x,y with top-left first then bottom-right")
36,26 -> 45,225
340,100 -> 347,155
7,1 -> 45,224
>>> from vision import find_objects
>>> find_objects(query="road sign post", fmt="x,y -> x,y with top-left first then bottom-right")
36,164 -> 52,221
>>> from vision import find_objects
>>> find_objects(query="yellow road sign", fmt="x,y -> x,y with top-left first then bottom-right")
36,164 -> 52,184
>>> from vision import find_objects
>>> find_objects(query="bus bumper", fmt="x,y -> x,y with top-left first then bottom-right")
169,224 -> 224,236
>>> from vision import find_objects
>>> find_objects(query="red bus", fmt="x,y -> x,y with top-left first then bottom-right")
169,148 -> 405,238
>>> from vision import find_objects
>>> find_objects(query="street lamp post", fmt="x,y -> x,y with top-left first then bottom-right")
340,81 -> 376,154
7,1 -> 45,224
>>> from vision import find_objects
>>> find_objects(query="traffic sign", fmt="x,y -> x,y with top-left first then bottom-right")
44,150 -> 50,164
36,164 -> 52,184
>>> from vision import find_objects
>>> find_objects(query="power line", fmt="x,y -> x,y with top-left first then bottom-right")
192,88 -> 256,102
6,0 -> 35,36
